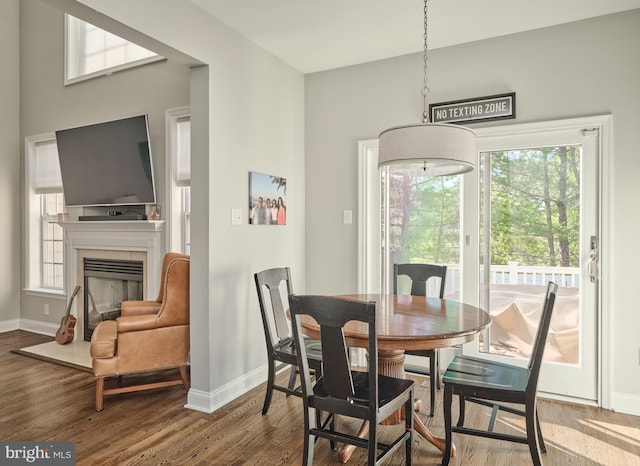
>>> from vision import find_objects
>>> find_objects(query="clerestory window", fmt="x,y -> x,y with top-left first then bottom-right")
65,15 -> 163,85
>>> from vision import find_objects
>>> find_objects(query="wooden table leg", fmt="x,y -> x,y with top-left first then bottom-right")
336,349 -> 455,462
413,410 -> 456,457
336,420 -> 369,463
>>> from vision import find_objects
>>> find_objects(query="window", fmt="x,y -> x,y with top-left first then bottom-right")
357,140 -> 462,296
166,108 -> 191,254
41,193 -> 65,289
25,135 -> 66,292
65,15 -> 163,85
382,169 -> 461,296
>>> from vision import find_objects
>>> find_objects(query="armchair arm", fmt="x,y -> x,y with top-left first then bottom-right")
90,320 -> 117,359
121,300 -> 161,317
117,314 -> 158,333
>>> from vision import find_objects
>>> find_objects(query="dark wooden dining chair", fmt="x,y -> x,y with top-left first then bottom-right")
441,282 -> 558,466
289,294 -> 414,466
393,262 -> 447,416
254,267 -> 322,415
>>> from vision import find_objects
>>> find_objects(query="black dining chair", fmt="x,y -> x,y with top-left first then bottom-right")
441,282 -> 559,466
254,267 -> 322,415
393,263 -> 447,417
289,294 -> 414,466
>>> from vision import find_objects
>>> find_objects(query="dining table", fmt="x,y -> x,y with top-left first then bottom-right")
299,293 -> 492,462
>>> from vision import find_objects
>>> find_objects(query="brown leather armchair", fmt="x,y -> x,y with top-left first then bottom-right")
90,252 -> 190,411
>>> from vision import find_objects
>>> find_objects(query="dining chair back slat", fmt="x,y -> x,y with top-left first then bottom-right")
393,263 -> 447,298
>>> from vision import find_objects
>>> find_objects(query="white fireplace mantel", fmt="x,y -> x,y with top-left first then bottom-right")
61,220 -> 165,340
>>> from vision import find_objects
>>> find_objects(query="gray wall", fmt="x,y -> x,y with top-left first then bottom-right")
305,10 -> 640,414
0,0 -> 21,331
18,0 -> 191,328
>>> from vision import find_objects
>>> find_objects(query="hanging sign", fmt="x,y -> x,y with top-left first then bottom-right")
429,92 -> 516,124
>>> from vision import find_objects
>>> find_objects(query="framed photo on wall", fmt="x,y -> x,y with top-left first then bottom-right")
249,171 -> 287,225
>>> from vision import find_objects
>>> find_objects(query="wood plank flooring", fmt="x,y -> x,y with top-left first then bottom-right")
2,330 -> 639,465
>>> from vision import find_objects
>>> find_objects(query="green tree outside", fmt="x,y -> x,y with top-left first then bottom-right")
385,145 -> 580,269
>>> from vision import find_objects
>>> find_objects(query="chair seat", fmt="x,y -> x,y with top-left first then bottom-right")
274,336 -> 322,361
312,371 -> 414,408
443,355 -> 529,394
404,348 -> 435,357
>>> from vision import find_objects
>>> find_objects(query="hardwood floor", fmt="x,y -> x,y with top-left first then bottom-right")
2,330 -> 639,465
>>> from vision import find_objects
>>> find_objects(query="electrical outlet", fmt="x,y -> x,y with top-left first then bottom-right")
43,304 -> 49,316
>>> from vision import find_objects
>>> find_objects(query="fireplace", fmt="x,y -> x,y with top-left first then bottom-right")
60,219 -> 165,341
83,258 -> 144,341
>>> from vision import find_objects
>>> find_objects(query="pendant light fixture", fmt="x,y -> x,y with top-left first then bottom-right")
378,0 -> 476,175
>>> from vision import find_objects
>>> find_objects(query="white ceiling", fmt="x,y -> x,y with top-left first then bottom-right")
191,0 -> 640,73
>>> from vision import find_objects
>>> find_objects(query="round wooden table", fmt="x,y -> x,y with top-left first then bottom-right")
300,293 -> 491,461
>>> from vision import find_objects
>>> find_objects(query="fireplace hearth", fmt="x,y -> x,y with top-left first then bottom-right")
83,258 -> 143,341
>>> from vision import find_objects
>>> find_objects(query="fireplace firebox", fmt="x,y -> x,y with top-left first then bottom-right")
83,258 -> 144,341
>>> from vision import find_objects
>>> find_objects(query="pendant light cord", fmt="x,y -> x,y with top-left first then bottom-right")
421,0 -> 430,123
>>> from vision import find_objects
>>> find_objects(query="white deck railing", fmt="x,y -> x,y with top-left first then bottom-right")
486,262 -> 580,287
436,262 -> 580,297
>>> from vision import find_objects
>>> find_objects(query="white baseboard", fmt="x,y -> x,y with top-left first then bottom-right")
611,391 -> 640,417
185,365 -> 267,414
19,319 -> 58,336
0,319 -> 20,333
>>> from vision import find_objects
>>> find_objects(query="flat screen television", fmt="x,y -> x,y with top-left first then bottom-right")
55,114 -> 156,207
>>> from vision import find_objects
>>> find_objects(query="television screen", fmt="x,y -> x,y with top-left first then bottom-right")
55,114 -> 156,207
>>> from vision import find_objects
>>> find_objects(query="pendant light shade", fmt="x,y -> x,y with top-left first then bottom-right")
378,0 -> 476,177
378,123 -> 476,176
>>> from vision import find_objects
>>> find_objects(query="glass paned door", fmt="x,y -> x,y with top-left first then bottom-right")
467,121 -> 600,402
479,146 -> 581,364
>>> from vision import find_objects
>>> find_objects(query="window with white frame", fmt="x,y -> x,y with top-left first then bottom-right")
166,108 -> 191,254
65,15 -> 163,85
42,192 -> 65,289
25,136 -> 66,292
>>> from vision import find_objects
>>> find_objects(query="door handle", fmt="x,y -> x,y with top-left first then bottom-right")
587,235 -> 598,283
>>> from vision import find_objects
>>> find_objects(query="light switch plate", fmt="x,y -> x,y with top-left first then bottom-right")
343,210 -> 353,224
231,208 -> 242,225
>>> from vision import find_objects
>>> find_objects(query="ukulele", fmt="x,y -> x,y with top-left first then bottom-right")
55,285 -> 81,345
